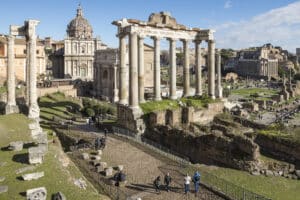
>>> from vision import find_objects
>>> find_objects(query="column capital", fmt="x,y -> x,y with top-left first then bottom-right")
151,36 -> 161,41
167,37 -> 177,42
207,39 -> 215,44
138,35 -> 145,40
180,38 -> 191,43
194,40 -> 202,44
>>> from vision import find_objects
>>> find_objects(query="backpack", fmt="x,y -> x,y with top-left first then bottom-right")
194,175 -> 200,182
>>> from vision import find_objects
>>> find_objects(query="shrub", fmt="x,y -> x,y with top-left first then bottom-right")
85,108 -> 95,117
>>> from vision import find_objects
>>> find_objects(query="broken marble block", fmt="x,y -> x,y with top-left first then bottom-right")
81,153 -> 89,160
0,185 -> 8,194
28,146 -> 45,164
104,167 -> 113,176
52,191 -> 66,200
96,162 -> 107,172
26,187 -> 47,200
22,172 -> 44,181
0,177 -> 5,182
97,150 -> 102,155
9,141 -> 23,151
91,155 -> 101,161
33,132 -> 48,145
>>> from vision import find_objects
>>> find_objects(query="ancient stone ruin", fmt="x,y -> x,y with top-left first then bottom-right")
112,12 -> 223,133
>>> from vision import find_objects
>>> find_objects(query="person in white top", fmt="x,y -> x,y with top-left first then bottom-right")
184,174 -> 191,194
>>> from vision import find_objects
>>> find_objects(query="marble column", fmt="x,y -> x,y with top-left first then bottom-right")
28,20 -> 40,119
5,34 -> 19,114
138,36 -> 145,103
216,50 -> 223,98
129,32 -> 139,108
153,36 -> 161,101
195,41 -> 202,96
182,39 -> 190,97
118,35 -> 128,104
26,40 -> 30,105
208,40 -> 215,99
169,38 -> 177,100
113,65 -> 119,102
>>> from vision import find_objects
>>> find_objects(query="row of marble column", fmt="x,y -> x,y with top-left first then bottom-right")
118,33 -> 223,109
5,21 -> 40,119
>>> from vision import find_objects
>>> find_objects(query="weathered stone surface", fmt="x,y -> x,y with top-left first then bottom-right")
289,164 -> 295,173
91,160 -> 100,167
52,191 -> 66,200
82,153 -> 89,160
74,178 -> 87,189
105,167 -> 113,176
9,141 -> 23,151
0,185 -> 8,194
29,122 -> 39,130
33,133 -> 48,144
28,146 -> 45,164
16,166 -> 36,174
295,170 -> 300,178
26,187 -> 47,200
292,174 -> 298,180
91,155 -> 101,161
0,177 -> 5,182
97,150 -> 102,155
22,172 -> 44,181
117,165 -> 124,171
250,171 -> 260,176
265,170 -> 274,177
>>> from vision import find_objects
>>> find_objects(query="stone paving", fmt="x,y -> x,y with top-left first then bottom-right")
72,124 -> 223,200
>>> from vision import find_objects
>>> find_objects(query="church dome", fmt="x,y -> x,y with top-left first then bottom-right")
67,5 -> 93,39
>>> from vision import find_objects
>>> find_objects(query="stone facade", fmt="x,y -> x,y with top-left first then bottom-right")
234,43 -> 289,79
0,35 -> 46,84
93,44 -> 154,102
63,5 -> 107,80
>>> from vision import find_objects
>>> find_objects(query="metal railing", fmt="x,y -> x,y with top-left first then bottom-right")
112,126 -> 272,200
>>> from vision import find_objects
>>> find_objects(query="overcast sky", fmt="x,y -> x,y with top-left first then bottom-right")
1,0 -> 299,52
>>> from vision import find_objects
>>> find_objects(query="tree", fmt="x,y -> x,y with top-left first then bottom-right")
85,108 -> 95,117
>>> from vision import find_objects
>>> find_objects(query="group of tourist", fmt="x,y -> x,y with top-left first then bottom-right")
153,171 -> 201,195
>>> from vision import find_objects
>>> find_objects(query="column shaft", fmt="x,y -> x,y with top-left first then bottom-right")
208,40 -> 215,99
5,34 -> 17,114
195,41 -> 202,96
216,51 -> 223,98
26,41 -> 30,104
183,40 -> 190,97
169,38 -> 177,100
119,35 -> 128,104
138,36 -> 145,103
153,37 -> 161,101
129,32 -> 139,108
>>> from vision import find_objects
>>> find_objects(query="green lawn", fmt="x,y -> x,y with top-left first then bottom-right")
192,164 -> 300,200
231,88 -> 279,97
140,96 -> 218,114
0,114 -> 108,199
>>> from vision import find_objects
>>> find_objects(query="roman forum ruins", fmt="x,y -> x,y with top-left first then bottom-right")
113,12 -> 223,132
5,20 -> 40,119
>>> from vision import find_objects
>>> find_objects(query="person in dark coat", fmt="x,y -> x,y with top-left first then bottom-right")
164,172 -> 172,192
153,176 -> 161,194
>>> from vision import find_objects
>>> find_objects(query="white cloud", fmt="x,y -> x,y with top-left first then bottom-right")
224,1 -> 232,9
215,1 -> 300,52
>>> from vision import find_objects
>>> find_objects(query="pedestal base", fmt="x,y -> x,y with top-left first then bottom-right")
117,104 -> 145,135
5,104 -> 19,115
28,104 -> 40,119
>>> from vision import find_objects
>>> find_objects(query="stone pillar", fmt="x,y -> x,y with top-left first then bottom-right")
113,65 -> 119,102
129,32 -> 139,108
216,50 -> 223,98
169,38 -> 177,100
5,34 -> 19,114
26,40 -> 30,105
208,40 -> 215,99
119,35 -> 128,104
138,36 -> 145,103
182,39 -> 190,97
153,36 -> 161,101
28,20 -> 40,119
195,41 -> 202,96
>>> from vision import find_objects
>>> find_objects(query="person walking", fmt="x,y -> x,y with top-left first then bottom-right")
153,176 -> 161,194
193,171 -> 201,196
104,128 -> 108,137
184,173 -> 191,194
164,172 -> 172,192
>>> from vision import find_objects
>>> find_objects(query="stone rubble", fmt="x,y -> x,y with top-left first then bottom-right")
81,153 -> 89,160
0,177 -> 5,182
26,187 -> 47,200
9,141 -> 23,151
28,146 -> 46,164
0,185 -> 8,194
16,166 -> 37,174
104,167 -> 113,176
22,172 -> 44,181
52,191 -> 66,200
73,178 -> 87,190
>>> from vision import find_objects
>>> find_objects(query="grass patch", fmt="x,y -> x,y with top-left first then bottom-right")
231,88 -> 279,101
0,114 -> 107,200
188,164 -> 300,200
0,86 -> 7,94
140,96 -> 219,114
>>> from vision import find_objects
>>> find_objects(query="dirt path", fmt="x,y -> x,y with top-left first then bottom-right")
72,124 -> 223,200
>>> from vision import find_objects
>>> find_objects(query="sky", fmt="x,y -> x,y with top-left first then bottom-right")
1,0 -> 300,52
